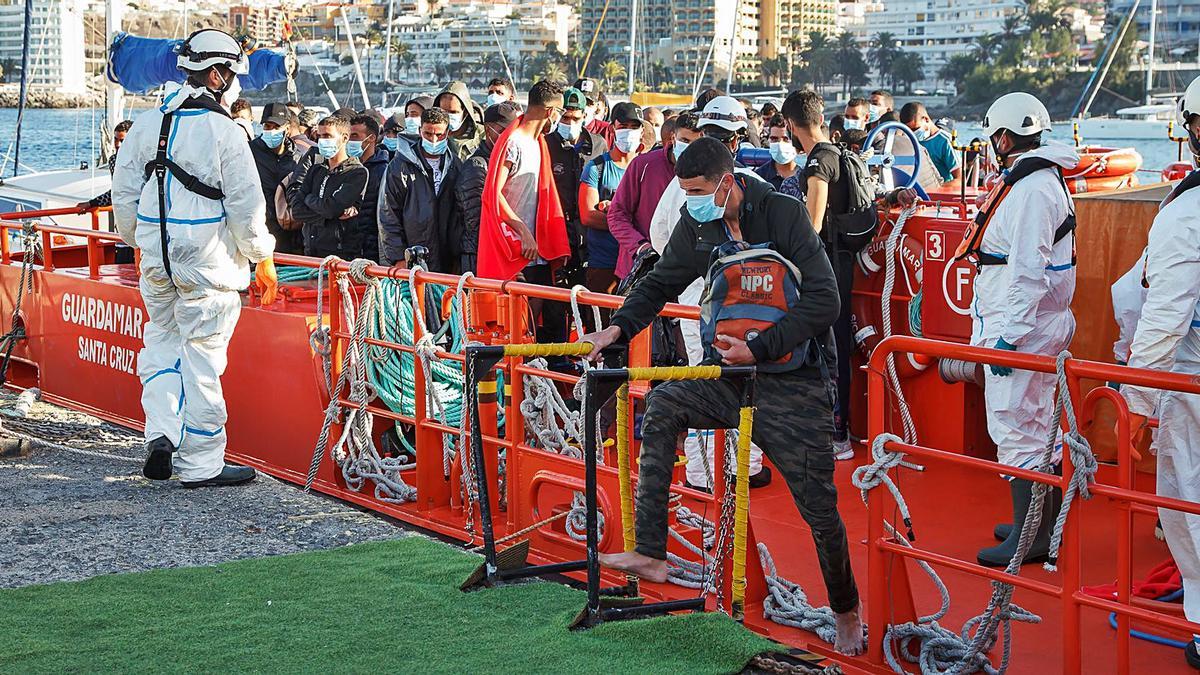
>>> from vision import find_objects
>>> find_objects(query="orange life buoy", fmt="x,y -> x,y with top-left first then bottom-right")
1162,162 -> 1192,182
1065,173 -> 1140,194
1063,146 -> 1143,179
850,226 -> 931,378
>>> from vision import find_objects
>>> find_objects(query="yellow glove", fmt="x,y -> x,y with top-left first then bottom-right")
255,257 -> 278,306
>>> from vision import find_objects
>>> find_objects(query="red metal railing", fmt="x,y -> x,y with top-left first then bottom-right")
0,206 -> 118,278
866,336 -> 1200,675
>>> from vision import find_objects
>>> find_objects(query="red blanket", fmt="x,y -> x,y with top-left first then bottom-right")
476,118 -> 568,280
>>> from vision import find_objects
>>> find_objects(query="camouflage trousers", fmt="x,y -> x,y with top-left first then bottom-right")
635,369 -> 860,614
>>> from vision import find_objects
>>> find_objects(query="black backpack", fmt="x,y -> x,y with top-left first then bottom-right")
829,145 -> 879,253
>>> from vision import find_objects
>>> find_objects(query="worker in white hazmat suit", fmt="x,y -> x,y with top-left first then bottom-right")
1122,76 -> 1200,670
111,29 -> 278,488
958,92 -> 1078,567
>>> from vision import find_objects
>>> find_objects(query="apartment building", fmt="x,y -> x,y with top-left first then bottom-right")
0,0 -> 87,93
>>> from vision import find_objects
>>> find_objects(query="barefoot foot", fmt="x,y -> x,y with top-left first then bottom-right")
598,551 -> 669,583
833,605 -> 866,656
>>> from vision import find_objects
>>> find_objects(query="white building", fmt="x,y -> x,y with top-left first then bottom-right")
849,0 -> 1025,86
391,0 -> 575,82
0,0 -> 87,94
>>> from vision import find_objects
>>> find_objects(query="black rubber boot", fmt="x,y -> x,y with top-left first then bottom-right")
181,465 -> 256,489
978,478 -> 1060,567
1186,639 -> 1200,670
142,436 -> 175,481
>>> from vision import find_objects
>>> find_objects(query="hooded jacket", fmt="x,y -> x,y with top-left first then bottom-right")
437,81 -> 485,161
346,146 -> 391,261
610,175 -> 838,369
286,152 -> 368,259
249,134 -> 301,253
111,83 -> 273,294
455,137 -> 494,273
378,137 -> 463,270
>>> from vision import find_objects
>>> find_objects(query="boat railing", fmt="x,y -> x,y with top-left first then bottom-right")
0,206 -> 119,278
867,335 -> 1200,675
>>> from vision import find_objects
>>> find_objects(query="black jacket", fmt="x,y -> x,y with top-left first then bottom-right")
455,138 -> 493,273
377,138 -> 462,271
249,136 -> 301,251
547,128 -> 607,271
286,154 -> 368,259
753,160 -> 794,192
609,177 -> 839,368
342,147 -> 390,261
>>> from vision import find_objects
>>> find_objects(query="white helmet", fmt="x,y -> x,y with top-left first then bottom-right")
1178,76 -> 1200,127
982,92 -> 1051,138
698,96 -> 748,132
177,29 -> 249,75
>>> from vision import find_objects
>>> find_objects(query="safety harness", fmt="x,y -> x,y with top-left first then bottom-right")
955,156 -> 1076,267
143,94 -> 228,278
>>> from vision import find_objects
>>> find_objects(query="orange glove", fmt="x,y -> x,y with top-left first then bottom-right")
255,257 -> 278,306
1114,412 -> 1149,461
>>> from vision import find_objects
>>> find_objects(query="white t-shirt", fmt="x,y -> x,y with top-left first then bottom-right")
503,133 -> 541,234
429,154 -> 448,194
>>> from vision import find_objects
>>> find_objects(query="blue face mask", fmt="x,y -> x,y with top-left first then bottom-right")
614,128 -> 642,154
914,127 -> 931,142
557,121 -> 581,141
844,118 -> 865,131
448,113 -> 465,131
672,140 -> 689,161
769,141 -> 797,165
685,175 -> 731,223
382,136 -> 400,152
868,104 -> 883,123
346,140 -> 365,158
317,138 -> 340,159
260,128 -> 286,149
404,116 -> 421,135
486,92 -> 507,107
421,137 -> 448,156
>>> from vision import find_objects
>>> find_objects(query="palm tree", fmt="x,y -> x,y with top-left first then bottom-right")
800,32 -> 835,92
760,55 -> 788,88
538,60 -> 567,83
834,32 -> 867,96
389,40 -> 409,83
600,59 -> 626,92
362,26 -> 383,83
868,32 -> 901,89
891,52 -> 925,93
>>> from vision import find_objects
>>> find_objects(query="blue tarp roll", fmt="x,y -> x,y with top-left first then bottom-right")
107,32 -> 289,94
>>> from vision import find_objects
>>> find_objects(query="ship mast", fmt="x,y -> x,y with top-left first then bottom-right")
106,0 -> 125,132
1145,0 -> 1157,104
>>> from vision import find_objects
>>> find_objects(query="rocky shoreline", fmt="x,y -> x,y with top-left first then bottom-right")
0,90 -> 105,109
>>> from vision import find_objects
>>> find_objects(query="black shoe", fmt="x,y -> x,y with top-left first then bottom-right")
977,478 -> 1061,567
142,436 -> 175,481
181,465 -> 257,489
682,479 -> 712,494
749,466 -> 773,489
1186,639 -> 1200,669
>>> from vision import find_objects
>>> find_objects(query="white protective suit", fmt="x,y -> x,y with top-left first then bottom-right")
1122,183 -> 1200,626
1111,249 -> 1149,363
969,142 -> 1079,470
648,170 -> 766,487
111,84 -> 274,482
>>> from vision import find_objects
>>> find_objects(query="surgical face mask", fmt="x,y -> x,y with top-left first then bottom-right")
382,136 -> 400,152
672,140 -> 689,161
584,108 -> 596,125
486,92 -> 507,107
448,113 -> 465,132
404,116 -> 421,135
614,128 -> 641,154
557,121 -> 581,142
653,124 -> 663,142
769,140 -> 797,165
346,140 -> 365,159
685,175 -> 732,223
260,128 -> 286,149
317,138 -> 341,159
421,137 -> 448,156
914,126 -> 931,142
844,118 -> 865,131
217,73 -> 241,110
868,104 -> 883,123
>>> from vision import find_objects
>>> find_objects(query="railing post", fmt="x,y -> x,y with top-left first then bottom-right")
1061,360 -> 1084,675
866,359 -> 889,666
1,225 -> 10,265
39,230 -> 53,271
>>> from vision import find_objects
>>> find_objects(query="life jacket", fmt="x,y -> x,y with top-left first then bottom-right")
954,156 -> 1076,267
699,239 -> 823,373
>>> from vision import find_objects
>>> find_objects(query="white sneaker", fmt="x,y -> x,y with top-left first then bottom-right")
834,438 -> 854,461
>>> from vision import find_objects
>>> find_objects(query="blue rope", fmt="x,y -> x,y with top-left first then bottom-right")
1106,589 -> 1189,650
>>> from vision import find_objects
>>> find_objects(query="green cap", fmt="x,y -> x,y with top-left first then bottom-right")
564,87 -> 587,111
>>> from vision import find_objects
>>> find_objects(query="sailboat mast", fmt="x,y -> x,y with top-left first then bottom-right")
12,0 -> 33,177
627,0 -> 636,97
106,0 -> 125,130
382,0 -> 394,107
1145,0 -> 1157,104
725,0 -> 740,92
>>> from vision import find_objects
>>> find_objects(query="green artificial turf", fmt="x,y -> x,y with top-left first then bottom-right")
0,536 -> 779,674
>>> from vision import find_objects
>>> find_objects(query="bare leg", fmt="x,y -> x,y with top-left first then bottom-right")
598,551 -> 668,583
833,605 -> 865,656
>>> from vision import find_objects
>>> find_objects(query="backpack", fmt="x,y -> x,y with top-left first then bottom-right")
699,240 -> 823,373
274,172 -> 300,231
616,246 -> 687,368
829,145 -> 880,253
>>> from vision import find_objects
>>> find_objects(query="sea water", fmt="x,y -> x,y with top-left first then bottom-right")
0,107 -> 1190,175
